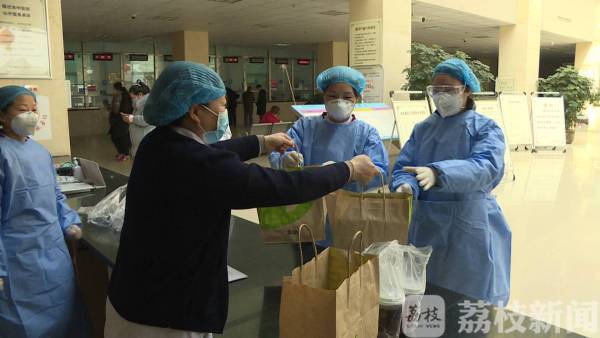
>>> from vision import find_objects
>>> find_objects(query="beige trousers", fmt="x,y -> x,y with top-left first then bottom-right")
104,299 -> 213,338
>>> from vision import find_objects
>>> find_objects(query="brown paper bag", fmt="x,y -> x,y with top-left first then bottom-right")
280,225 -> 379,338
257,198 -> 326,243
326,186 -> 412,250
257,166 -> 326,243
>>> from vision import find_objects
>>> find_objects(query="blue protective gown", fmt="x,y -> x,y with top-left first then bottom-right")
390,110 -> 511,305
270,115 -> 389,246
0,134 -> 88,337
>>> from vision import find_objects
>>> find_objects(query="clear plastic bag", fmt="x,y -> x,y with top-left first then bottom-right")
88,185 -> 127,231
364,240 -> 432,304
365,241 -> 432,338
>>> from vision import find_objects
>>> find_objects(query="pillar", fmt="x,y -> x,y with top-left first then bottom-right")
317,41 -> 349,74
170,31 -> 209,64
575,42 -> 600,89
497,0 -> 542,93
349,0 -> 411,103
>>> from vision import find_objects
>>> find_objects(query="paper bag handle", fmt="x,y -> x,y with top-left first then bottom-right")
346,231 -> 364,307
359,171 -> 387,224
297,224 -> 318,286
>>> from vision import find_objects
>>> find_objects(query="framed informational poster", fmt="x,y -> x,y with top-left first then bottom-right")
350,19 -> 382,67
31,94 -> 52,141
354,65 -> 384,103
530,96 -> 566,149
0,0 -> 51,78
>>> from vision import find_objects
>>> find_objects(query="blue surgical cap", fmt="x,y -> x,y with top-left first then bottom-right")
144,61 -> 226,126
0,86 -> 36,111
316,66 -> 366,95
432,58 -> 481,93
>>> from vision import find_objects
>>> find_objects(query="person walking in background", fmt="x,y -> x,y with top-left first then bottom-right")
121,81 -> 154,157
242,86 -> 255,128
260,105 -> 282,124
110,82 -> 132,161
225,87 -> 239,127
256,84 -> 267,118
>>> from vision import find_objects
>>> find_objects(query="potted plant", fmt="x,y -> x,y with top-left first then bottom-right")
402,43 -> 495,91
537,66 -> 594,144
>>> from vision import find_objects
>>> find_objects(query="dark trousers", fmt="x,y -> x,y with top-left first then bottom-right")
228,108 -> 237,127
257,103 -> 266,116
109,120 -> 131,155
244,104 -> 253,128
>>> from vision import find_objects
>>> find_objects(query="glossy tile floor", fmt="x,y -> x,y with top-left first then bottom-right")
70,126 -> 600,337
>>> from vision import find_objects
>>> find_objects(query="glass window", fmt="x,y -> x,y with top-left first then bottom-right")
219,58 -> 244,94
65,52 -> 85,107
293,59 -> 314,101
208,55 -> 217,71
245,56 -> 268,91
82,53 -> 121,108
155,55 -> 173,79
122,54 -> 155,88
270,60 -> 292,102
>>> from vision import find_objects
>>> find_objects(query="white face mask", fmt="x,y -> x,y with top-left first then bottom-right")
11,111 -> 38,136
433,93 -> 464,118
325,99 -> 355,122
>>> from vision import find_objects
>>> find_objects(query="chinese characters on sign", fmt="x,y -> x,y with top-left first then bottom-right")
31,95 -> 52,141
531,96 -> 567,148
354,65 -> 384,103
350,19 -> 382,67
0,0 -> 51,78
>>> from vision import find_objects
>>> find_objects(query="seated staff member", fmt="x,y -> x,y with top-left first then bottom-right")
105,62 -> 380,338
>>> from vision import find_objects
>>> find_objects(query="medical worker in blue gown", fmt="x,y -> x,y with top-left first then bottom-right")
0,86 -> 89,337
390,58 -> 511,305
269,66 -> 389,246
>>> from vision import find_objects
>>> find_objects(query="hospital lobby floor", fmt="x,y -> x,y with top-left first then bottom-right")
70,126 -> 600,337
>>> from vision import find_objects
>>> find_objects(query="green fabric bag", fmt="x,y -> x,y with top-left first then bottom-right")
257,168 -> 326,243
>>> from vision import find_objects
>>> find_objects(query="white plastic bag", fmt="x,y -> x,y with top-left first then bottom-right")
364,240 -> 432,305
88,185 -> 127,231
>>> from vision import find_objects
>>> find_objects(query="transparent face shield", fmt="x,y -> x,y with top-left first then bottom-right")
425,85 -> 465,97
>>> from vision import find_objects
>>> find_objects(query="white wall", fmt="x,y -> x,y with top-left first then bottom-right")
541,0 -> 598,42
416,0 -> 517,24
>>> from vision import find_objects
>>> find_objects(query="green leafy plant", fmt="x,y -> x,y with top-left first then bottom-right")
537,66 -> 594,130
402,42 -> 495,91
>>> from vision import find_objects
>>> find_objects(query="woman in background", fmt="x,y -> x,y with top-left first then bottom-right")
122,81 -> 154,156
